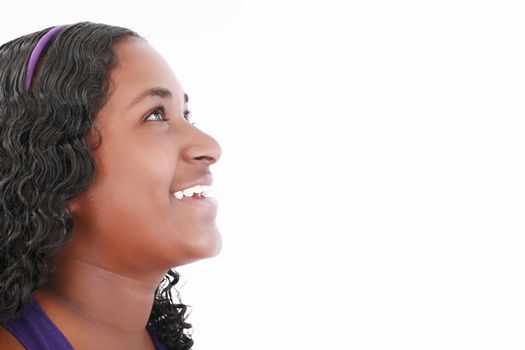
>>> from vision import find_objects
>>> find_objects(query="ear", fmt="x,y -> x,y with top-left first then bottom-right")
66,195 -> 81,214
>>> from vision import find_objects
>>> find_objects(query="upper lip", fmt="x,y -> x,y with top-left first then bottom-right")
171,175 -> 213,193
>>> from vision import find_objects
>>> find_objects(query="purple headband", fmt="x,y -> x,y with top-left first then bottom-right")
24,24 -> 72,92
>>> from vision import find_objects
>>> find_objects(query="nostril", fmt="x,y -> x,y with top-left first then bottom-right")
194,155 -> 216,164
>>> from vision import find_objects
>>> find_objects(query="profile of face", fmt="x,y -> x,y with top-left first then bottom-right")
63,37 -> 222,274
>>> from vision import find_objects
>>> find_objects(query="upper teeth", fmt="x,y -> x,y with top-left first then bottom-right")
172,185 -> 213,200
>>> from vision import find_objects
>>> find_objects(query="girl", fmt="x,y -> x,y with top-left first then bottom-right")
0,21 -> 222,350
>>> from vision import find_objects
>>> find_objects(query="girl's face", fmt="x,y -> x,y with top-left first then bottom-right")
65,37 -> 222,273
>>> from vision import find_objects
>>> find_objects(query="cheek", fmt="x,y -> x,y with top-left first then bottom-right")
98,151 -> 178,228
96,124 -> 176,184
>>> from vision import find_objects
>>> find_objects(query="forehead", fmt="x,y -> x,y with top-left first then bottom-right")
105,38 -> 185,110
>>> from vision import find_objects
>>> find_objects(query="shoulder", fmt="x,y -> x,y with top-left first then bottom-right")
0,324 -> 26,350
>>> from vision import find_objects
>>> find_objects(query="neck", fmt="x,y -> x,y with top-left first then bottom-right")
33,255 -> 165,336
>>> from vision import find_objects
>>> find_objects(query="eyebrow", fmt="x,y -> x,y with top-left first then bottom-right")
127,87 -> 188,109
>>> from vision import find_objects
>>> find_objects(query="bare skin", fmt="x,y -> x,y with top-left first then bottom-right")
0,37 -> 222,349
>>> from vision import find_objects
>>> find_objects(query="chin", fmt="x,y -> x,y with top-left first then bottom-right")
197,230 -> 222,259
210,233 -> 223,257
174,229 -> 222,266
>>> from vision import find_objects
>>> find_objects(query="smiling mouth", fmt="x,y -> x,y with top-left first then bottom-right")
174,192 -> 207,200
171,185 -> 213,200
171,190 -> 219,211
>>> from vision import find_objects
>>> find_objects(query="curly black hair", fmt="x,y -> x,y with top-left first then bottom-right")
0,21 -> 194,349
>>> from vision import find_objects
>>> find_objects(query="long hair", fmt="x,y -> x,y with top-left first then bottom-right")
0,21 -> 193,349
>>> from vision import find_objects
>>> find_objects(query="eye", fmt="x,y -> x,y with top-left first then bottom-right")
144,105 -> 195,125
184,110 -> 195,124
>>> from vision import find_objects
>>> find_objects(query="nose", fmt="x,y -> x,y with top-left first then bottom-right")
181,127 -> 222,165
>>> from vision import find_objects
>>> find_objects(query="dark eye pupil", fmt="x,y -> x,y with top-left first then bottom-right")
145,108 -> 165,122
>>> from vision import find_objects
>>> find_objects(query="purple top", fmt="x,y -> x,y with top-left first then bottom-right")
1,295 -> 168,350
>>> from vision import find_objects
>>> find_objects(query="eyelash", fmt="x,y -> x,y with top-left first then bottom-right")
144,104 -> 195,124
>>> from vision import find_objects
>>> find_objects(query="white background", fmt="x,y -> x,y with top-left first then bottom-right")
2,1 -> 525,349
